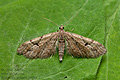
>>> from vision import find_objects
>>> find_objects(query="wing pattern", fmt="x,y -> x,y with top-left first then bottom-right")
17,32 -> 58,59
17,26 -> 107,61
65,32 -> 107,58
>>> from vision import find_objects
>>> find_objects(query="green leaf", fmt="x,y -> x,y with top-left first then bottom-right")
97,0 -> 120,80
0,0 -> 119,80
0,0 -> 16,7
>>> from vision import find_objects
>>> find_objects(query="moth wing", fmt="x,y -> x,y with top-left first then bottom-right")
65,32 -> 107,58
17,32 -> 59,59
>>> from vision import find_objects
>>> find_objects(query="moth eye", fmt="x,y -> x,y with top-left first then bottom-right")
59,27 -> 61,29
63,27 -> 64,29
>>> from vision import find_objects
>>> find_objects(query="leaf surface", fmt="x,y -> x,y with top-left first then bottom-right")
0,0 -> 119,80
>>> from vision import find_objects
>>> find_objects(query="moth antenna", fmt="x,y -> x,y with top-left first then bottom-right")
42,17 -> 60,27
63,12 -> 79,26
64,0 -> 88,26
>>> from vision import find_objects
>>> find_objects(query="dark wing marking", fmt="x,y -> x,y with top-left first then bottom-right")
17,32 -> 59,59
65,32 -> 107,58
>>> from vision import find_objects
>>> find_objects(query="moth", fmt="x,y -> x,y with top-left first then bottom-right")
17,24 -> 107,62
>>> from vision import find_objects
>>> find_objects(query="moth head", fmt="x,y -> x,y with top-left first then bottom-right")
59,24 -> 64,30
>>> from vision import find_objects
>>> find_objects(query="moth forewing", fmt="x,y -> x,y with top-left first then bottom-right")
17,41 -> 34,55
65,32 -> 107,58
17,32 -> 59,59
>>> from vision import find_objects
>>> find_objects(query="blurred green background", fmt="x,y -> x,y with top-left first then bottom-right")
0,0 -> 120,80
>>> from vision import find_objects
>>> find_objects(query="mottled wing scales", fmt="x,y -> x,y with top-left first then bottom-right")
17,32 -> 58,59
25,45 -> 39,58
65,32 -> 107,58
17,41 -> 34,55
39,34 -> 58,58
